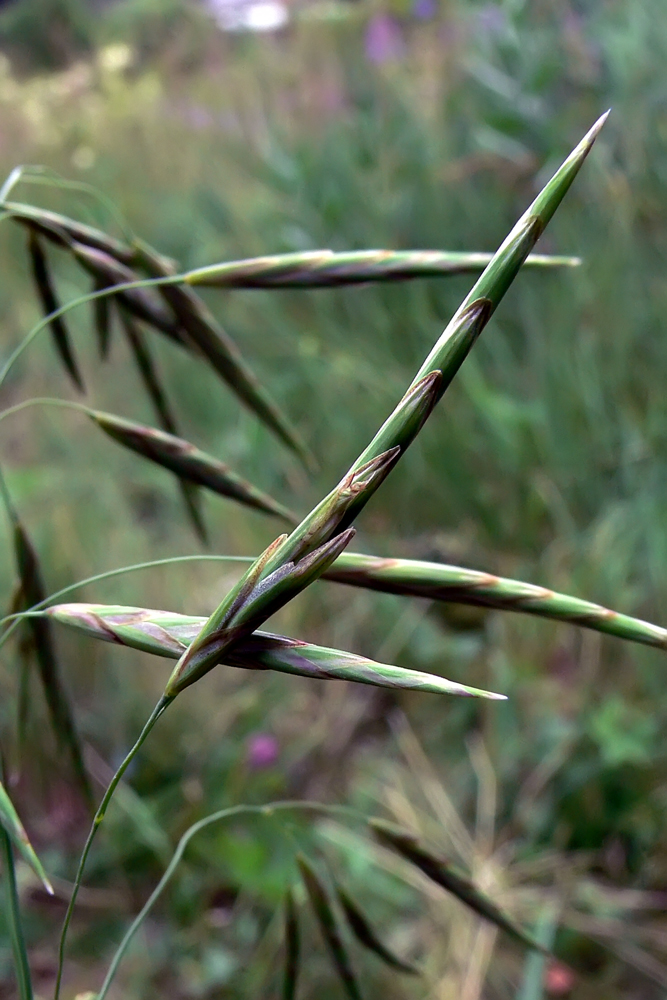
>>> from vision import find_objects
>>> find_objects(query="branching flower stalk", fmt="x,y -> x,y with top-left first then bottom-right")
50,112 -> 607,998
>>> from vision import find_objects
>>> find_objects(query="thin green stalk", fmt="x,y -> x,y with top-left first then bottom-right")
0,555 -> 252,655
53,694 -> 173,1000
0,271 -> 186,393
96,800 -> 362,1000
0,826 -> 33,1000
0,165 -> 135,243
0,398 -> 92,425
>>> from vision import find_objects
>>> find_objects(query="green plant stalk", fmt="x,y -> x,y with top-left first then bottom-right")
0,826 -> 33,1000
53,695 -> 172,1000
186,248 -> 580,288
44,603 -> 504,699
167,112 -> 606,694
0,554 -> 253,656
96,800 -> 360,1000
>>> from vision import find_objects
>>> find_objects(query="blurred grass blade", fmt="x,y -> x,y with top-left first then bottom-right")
187,248 -> 581,289
517,905 -> 561,1000
283,888 -> 300,1000
11,513 -> 93,809
26,230 -> 84,391
370,820 -> 547,954
297,855 -> 363,1000
0,819 -> 34,1000
335,883 -> 419,974
93,277 -> 112,358
117,305 -> 208,544
89,410 -> 298,525
325,552 -> 667,652
8,200 -> 135,264
134,241 -> 313,467
46,602 -> 504,699
0,779 -> 52,894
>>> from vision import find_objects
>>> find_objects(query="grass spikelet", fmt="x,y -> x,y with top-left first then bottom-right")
89,410 -> 298,525
283,888 -> 300,1000
297,855 -> 363,1000
186,248 -> 581,289
45,603 -> 505,698
11,513 -> 92,809
117,306 -> 208,544
334,883 -> 419,975
166,528 -> 356,695
26,229 -> 84,391
370,820 -> 547,954
326,553 -> 667,650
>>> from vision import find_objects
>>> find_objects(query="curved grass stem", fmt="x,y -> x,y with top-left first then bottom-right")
53,694 -> 174,1000
97,799 -> 362,1000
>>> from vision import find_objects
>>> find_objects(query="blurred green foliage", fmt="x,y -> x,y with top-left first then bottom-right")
1,0 -> 667,997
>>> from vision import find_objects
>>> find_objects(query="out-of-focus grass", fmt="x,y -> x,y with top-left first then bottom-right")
1,1 -> 667,997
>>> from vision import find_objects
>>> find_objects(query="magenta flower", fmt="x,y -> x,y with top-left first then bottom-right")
364,14 -> 405,65
246,733 -> 279,769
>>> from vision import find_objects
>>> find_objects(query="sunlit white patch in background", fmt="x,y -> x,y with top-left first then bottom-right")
206,0 -> 289,32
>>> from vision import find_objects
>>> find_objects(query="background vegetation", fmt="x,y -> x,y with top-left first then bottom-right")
1,0 -> 667,997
